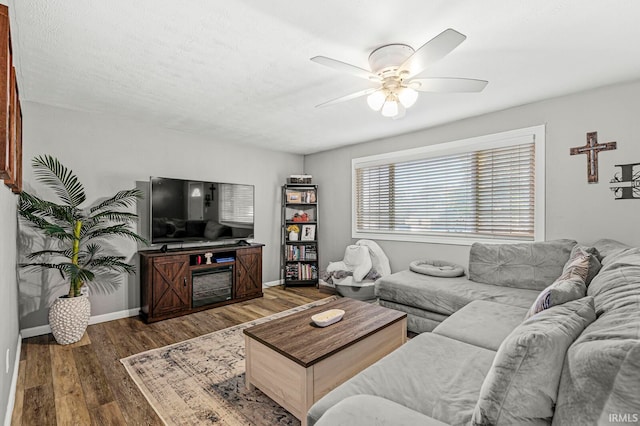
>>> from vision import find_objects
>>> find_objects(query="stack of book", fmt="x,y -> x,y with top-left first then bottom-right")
286,244 -> 318,261
285,263 -> 318,280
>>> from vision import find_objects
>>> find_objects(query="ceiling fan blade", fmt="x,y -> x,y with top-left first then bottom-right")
311,56 -> 380,81
315,88 -> 377,108
398,29 -> 467,78
392,103 -> 406,120
408,78 -> 488,93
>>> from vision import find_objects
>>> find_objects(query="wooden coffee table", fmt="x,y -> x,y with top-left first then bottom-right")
243,297 -> 407,425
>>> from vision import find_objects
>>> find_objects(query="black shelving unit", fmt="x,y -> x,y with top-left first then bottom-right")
281,184 -> 319,287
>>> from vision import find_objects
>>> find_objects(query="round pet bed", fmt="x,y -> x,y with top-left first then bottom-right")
409,259 -> 464,277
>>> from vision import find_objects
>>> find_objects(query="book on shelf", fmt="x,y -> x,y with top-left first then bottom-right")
286,244 -> 317,261
285,262 -> 318,281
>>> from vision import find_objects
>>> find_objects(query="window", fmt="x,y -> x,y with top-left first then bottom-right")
352,125 -> 545,244
219,183 -> 254,225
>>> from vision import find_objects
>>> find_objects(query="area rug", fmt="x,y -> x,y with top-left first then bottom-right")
121,296 -> 339,425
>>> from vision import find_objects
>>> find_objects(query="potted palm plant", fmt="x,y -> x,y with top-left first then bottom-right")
18,155 -> 147,344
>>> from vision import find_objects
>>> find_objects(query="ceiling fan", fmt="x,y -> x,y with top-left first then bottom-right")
311,28 -> 488,119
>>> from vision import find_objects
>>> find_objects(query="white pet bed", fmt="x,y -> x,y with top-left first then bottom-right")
409,259 -> 465,277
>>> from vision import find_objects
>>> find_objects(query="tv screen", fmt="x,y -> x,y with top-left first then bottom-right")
150,177 -> 254,245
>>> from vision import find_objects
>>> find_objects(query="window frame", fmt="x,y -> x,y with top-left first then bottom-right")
351,125 -> 546,245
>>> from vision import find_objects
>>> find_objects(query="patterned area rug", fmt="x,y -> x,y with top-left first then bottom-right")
121,296 -> 339,425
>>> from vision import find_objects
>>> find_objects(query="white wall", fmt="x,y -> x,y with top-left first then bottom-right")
0,185 -> 19,421
305,79 -> 640,272
19,102 -> 303,329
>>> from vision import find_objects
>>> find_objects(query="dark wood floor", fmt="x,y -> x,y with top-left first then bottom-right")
11,285 -> 327,426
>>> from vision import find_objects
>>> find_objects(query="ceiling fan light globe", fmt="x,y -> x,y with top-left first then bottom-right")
398,87 -> 418,108
381,99 -> 399,117
367,91 -> 386,111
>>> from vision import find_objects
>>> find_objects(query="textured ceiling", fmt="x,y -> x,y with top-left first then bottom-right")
9,0 -> 640,154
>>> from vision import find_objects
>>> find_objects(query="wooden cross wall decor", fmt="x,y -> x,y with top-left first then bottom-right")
570,131 -> 617,183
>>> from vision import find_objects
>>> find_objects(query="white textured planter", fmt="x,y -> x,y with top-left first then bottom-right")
49,294 -> 91,345
289,232 -> 299,241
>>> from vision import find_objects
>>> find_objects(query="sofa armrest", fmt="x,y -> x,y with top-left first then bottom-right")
312,395 -> 449,426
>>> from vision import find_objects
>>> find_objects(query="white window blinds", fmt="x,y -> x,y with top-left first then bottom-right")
353,126 -> 543,242
219,183 -> 254,224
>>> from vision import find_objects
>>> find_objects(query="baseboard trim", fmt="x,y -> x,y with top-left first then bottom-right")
3,333 -> 22,426
88,308 -> 140,325
263,279 -> 283,288
20,307 -> 141,339
19,324 -> 50,339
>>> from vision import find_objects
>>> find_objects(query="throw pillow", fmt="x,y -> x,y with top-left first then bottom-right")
525,277 -> 586,319
561,245 -> 602,285
471,297 -> 596,426
559,252 -> 590,281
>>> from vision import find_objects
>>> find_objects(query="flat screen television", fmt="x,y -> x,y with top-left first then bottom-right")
150,176 -> 254,245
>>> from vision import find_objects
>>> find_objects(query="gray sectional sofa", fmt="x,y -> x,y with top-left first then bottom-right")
307,239 -> 640,426
376,239 -> 577,333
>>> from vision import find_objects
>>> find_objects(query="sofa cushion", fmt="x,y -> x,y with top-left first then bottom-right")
468,239 -> 576,291
471,296 -> 596,426
375,270 -> 539,316
525,276 -> 586,319
593,238 -> 631,263
553,247 -> 640,425
314,395 -> 449,426
587,247 -> 640,315
433,300 -> 528,351
307,332 -> 496,426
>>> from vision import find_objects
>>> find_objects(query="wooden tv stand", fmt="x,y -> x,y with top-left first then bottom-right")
139,243 -> 264,323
